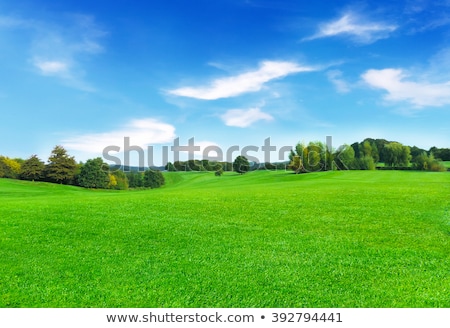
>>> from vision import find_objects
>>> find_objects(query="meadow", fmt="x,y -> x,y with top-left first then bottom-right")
0,170 -> 449,308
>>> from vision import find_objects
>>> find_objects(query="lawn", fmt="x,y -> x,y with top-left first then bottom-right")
441,161 -> 450,169
0,170 -> 449,307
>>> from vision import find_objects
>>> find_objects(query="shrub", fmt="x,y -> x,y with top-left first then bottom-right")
143,169 -> 165,189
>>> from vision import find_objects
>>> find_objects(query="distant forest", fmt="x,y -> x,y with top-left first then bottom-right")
0,138 -> 449,190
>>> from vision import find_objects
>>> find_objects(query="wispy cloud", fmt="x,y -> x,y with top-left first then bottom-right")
33,59 -> 69,76
327,70 -> 351,93
62,118 -> 176,153
0,13 -> 105,91
404,0 -> 450,33
303,11 -> 397,44
0,15 -> 31,28
362,68 -> 450,108
168,61 -> 316,100
220,107 -> 274,127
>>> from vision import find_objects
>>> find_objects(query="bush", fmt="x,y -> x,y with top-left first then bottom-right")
357,156 -> 376,170
78,158 -> 110,189
110,170 -> 129,190
0,156 -> 21,179
143,169 -> 165,189
412,152 -> 446,172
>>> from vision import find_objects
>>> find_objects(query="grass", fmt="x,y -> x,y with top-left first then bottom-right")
1,170 -> 449,308
441,161 -> 450,169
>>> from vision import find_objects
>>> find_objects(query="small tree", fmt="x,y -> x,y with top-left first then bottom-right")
108,174 -> 118,189
143,169 -> 165,188
20,155 -> 45,181
0,156 -> 22,179
334,144 -> 356,170
78,157 -> 110,188
383,142 -> 411,167
126,171 -> 144,188
110,170 -> 129,190
358,155 -> 376,170
233,155 -> 250,174
412,152 -> 446,172
45,146 -> 77,184
288,155 -> 302,174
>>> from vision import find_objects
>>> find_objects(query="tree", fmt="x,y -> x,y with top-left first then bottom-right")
360,140 -> 372,158
110,170 -> 129,190
288,155 -> 302,174
78,157 -> 110,188
165,162 -> 177,171
126,171 -> 144,188
358,155 -> 376,170
430,147 -> 450,161
233,155 -> 250,174
20,155 -> 45,181
383,142 -> 411,167
410,146 -> 427,161
371,142 -> 380,163
0,156 -> 21,179
412,152 -> 446,172
334,144 -> 356,170
45,146 -> 77,184
143,169 -> 165,188
108,174 -> 118,189
289,141 -> 327,173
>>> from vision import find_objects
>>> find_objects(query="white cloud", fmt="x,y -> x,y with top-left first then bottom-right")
168,61 -> 316,100
62,118 -> 176,153
327,70 -> 350,93
303,11 -> 397,44
33,59 -> 69,75
362,68 -> 450,107
220,107 -> 274,128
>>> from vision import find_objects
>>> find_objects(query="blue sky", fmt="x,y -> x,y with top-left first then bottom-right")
1,0 -> 450,165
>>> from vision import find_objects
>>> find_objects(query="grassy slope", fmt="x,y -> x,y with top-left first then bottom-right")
0,171 -> 449,308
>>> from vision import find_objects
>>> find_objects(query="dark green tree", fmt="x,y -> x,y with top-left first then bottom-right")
78,157 -> 109,188
360,140 -> 372,158
430,147 -> 450,161
126,171 -> 144,188
371,142 -> 380,163
165,162 -> 177,171
45,146 -> 77,184
20,155 -> 45,181
233,155 -> 250,174
143,169 -> 165,188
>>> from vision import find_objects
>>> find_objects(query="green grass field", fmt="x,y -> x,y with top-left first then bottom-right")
1,170 -> 449,308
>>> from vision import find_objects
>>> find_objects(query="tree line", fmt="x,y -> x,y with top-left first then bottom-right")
0,138 -> 448,188
0,145 -> 165,190
288,138 -> 448,173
